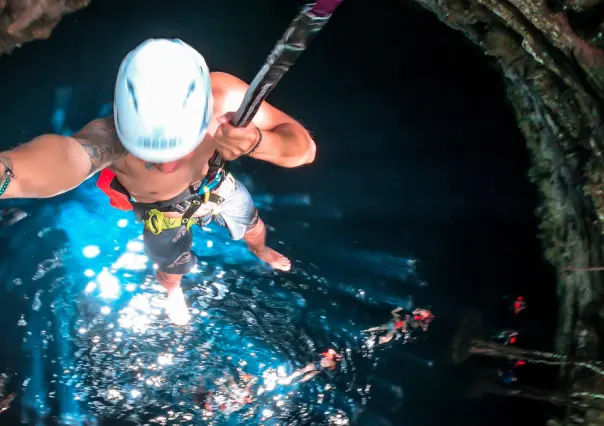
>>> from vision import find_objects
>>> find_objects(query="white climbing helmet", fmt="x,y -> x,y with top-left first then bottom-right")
114,38 -> 213,163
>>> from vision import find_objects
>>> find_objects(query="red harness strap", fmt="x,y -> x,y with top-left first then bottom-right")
96,169 -> 134,211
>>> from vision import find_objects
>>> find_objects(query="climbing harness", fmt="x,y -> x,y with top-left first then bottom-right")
144,209 -> 196,235
97,168 -> 228,234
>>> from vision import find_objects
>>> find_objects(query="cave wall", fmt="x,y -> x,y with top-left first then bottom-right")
411,0 -> 604,360
0,0 -> 88,56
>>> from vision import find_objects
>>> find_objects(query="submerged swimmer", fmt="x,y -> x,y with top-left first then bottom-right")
279,349 -> 343,385
0,39 -> 315,324
227,373 -> 257,405
198,372 -> 257,414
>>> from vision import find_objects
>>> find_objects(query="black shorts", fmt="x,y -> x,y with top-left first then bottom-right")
143,175 -> 258,275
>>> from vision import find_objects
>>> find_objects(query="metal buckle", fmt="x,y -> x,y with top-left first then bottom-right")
173,204 -> 186,213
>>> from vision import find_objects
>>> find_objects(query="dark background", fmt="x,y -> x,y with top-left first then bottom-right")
0,0 -> 557,424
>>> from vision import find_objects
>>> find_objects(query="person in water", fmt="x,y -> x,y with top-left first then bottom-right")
411,308 -> 434,331
195,371 -> 257,414
0,39 -> 316,324
363,307 -> 434,344
363,307 -> 409,344
279,349 -> 343,385
493,330 -> 519,346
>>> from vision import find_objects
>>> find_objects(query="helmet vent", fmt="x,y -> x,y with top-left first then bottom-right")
126,79 -> 139,113
115,109 -> 122,131
183,81 -> 196,107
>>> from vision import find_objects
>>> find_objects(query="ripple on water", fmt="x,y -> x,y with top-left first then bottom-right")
10,211 -> 427,425
66,260 -> 383,425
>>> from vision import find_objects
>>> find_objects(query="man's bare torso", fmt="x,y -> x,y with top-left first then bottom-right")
109,134 -> 217,203
106,72 -> 233,204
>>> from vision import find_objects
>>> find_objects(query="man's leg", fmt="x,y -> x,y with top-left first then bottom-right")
214,176 -> 291,271
143,225 -> 197,325
156,270 -> 182,294
242,217 -> 291,271
362,324 -> 389,333
378,331 -> 395,344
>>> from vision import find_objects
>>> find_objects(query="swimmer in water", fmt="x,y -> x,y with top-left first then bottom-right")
493,330 -> 519,345
279,349 -> 343,385
0,39 -> 316,325
409,308 -> 434,332
365,307 -> 409,344
364,307 -> 434,344
513,296 -> 526,315
228,372 -> 257,405
191,379 -> 213,411
194,388 -> 212,410
199,371 -> 257,414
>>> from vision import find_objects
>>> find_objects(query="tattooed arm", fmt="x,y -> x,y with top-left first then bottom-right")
0,117 -> 126,199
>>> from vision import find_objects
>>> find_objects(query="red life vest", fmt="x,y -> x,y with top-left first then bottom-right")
96,169 -> 134,211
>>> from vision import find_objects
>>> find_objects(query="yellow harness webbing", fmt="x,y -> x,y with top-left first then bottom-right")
142,173 -> 231,235
144,209 -> 198,235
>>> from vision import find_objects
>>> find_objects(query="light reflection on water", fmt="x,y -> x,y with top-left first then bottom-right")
1,182 -> 430,425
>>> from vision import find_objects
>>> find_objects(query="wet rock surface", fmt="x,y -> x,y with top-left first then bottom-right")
415,1 -> 604,420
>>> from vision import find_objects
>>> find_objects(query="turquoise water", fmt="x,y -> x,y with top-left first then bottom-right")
2,180 -> 425,425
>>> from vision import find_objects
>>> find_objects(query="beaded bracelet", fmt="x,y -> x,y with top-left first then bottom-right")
0,166 -> 15,197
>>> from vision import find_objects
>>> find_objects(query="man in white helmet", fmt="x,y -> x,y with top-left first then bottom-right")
0,39 -> 316,324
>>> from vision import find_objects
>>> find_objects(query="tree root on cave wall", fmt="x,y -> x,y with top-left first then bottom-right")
0,0 -> 89,56
412,0 -> 604,421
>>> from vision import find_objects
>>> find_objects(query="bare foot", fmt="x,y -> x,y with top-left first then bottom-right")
253,247 -> 291,271
166,287 -> 190,325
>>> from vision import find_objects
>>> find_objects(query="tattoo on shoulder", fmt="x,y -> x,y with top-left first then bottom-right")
73,118 -> 127,175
